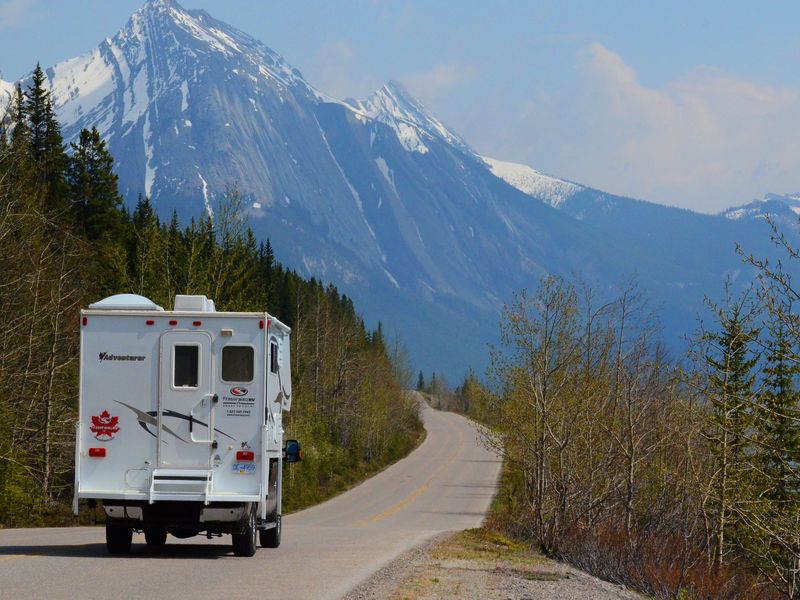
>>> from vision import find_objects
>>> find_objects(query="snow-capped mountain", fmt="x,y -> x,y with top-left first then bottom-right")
721,193 -> 800,231
346,81 -> 473,155
4,0 -> 790,375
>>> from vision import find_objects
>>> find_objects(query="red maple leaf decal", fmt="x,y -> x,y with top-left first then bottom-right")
90,410 -> 120,441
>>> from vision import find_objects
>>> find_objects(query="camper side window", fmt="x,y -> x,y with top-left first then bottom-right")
174,345 -> 199,388
270,339 -> 279,374
221,346 -> 254,382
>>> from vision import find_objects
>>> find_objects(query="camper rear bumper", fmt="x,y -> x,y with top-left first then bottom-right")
78,491 -> 260,502
102,500 -> 252,528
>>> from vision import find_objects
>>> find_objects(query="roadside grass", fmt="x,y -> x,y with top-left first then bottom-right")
392,528 -> 566,600
430,527 -> 535,564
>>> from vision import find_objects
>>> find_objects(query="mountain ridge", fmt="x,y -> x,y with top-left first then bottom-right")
2,0 -> 793,376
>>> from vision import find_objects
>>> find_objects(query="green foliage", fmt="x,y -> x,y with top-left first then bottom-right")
67,127 -> 122,240
472,274 -> 781,598
757,322 -> 800,502
699,287 -> 761,567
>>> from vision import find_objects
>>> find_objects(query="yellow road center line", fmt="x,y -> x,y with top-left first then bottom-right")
358,429 -> 465,526
0,554 -> 42,562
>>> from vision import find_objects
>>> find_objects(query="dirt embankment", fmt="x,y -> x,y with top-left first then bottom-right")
345,528 -> 643,600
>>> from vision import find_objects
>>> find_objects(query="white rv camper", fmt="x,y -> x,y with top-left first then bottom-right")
73,293 -> 301,556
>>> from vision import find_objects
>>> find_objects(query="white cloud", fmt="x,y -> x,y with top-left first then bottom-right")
469,43 -> 800,213
572,43 -> 800,212
0,0 -> 35,30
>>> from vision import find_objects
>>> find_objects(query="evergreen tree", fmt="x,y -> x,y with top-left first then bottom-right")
416,370 -> 425,391
702,292 -> 760,567
67,127 -> 122,240
758,322 -> 800,501
24,65 -> 48,157
8,84 -> 33,190
24,64 -> 67,211
746,320 -> 800,590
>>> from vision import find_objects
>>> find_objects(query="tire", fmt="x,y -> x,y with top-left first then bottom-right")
106,524 -> 132,555
259,514 -> 281,548
232,505 -> 257,557
144,527 -> 167,547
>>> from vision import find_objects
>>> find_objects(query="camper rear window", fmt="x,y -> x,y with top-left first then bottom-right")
270,340 -> 279,374
222,346 -> 254,382
174,345 -> 199,388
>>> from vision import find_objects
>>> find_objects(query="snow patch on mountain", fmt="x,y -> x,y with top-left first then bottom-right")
0,79 -> 14,102
375,156 -> 398,196
721,193 -> 800,220
197,170 -> 211,216
383,268 -> 400,288
180,80 -> 189,111
143,110 -> 155,197
481,156 -> 583,208
723,206 -> 763,221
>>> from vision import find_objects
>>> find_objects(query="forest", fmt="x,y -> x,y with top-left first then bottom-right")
431,255 -> 800,598
0,66 -> 422,526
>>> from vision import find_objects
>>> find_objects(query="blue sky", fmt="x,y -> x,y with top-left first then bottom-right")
2,0 -> 800,213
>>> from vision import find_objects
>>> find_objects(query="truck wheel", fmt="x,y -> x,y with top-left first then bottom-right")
232,506 -> 257,557
144,527 -> 167,547
259,514 -> 281,548
106,524 -> 132,554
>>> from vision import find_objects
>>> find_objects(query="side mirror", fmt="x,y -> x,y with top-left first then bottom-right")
284,439 -> 302,463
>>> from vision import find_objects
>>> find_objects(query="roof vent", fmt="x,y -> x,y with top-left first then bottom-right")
174,295 -> 216,312
88,294 -> 164,311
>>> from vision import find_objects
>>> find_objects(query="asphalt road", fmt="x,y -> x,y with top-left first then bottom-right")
0,401 -> 501,600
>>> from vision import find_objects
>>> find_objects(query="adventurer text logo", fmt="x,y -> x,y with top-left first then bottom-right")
98,352 -> 146,362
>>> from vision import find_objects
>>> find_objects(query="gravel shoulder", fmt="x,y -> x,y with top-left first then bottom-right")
344,528 -> 644,600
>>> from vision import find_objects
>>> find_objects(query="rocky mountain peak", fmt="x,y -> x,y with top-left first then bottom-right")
344,79 -> 470,155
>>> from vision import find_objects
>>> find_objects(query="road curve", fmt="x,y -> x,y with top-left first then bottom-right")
0,400 -> 501,600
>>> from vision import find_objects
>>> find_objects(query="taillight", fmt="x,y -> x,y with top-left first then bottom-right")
236,451 -> 254,461
88,447 -> 106,458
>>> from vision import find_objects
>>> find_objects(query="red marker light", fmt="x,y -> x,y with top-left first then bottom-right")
259,320 -> 264,330
146,320 -> 155,326
82,316 -> 88,326
88,447 -> 106,458
169,320 -> 178,326
236,451 -> 254,461
193,321 -> 202,326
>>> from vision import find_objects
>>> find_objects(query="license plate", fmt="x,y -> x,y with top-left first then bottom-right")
232,462 -> 256,474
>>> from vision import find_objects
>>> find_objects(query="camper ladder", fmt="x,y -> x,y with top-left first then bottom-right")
149,469 -> 214,504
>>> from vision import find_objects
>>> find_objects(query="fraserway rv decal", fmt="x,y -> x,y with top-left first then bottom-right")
90,410 -> 120,441
114,401 -> 234,443
222,389 -> 255,417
